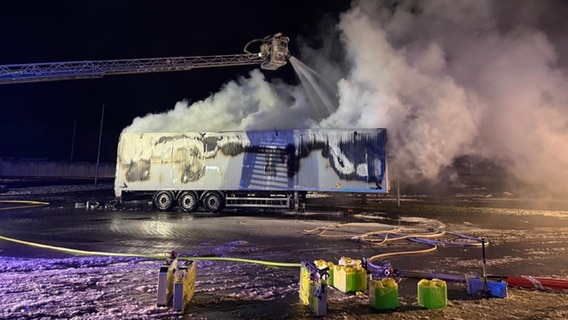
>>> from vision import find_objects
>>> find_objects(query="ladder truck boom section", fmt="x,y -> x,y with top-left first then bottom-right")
0,33 -> 289,84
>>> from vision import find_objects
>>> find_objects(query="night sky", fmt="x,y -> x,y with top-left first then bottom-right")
0,1 -> 350,162
3,1 -> 568,197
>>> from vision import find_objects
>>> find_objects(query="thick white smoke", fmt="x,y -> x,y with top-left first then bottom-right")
325,0 -> 568,196
124,0 -> 568,196
123,69 -> 317,132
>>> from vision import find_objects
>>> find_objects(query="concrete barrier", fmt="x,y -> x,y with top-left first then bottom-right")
0,158 -> 115,179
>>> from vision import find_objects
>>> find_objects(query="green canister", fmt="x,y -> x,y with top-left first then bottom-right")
369,277 -> 398,310
417,278 -> 447,309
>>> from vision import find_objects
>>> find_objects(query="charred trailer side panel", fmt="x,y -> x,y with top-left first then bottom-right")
114,128 -> 388,212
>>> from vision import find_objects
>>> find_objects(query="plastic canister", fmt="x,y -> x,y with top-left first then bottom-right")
466,275 -> 507,298
299,264 -> 310,305
314,260 -> 334,287
417,278 -> 447,309
357,267 -> 368,292
369,277 -> 398,310
333,265 -> 355,293
338,256 -> 362,268
333,265 -> 367,293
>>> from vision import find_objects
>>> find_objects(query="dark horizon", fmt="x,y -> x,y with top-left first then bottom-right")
0,0 -> 350,162
3,1 -> 568,197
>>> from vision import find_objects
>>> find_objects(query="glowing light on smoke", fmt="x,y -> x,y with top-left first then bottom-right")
123,0 -> 568,196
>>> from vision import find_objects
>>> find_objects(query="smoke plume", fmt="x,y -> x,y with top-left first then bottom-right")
124,0 -> 568,196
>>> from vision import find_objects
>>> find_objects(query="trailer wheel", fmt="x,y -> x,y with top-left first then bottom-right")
203,191 -> 225,213
153,191 -> 175,211
178,191 -> 199,212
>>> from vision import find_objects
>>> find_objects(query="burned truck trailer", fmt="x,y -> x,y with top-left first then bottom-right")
114,128 -> 388,212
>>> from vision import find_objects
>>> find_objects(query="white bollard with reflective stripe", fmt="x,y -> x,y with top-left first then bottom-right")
157,257 -> 178,307
173,260 -> 197,311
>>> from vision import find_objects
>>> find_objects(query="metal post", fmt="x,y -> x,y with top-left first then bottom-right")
70,120 -> 76,162
396,170 -> 400,207
482,237 -> 488,293
95,103 -> 105,185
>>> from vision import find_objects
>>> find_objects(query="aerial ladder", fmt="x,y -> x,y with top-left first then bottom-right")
0,33 -> 289,85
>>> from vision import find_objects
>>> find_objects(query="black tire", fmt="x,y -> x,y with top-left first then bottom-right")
153,191 -> 175,211
178,191 -> 199,212
202,191 -> 225,213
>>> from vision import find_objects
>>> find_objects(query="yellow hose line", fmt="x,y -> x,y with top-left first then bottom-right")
0,201 -> 475,269
0,234 -> 300,268
0,199 -> 300,267
0,200 -> 50,210
0,234 -> 164,258
181,256 -> 300,267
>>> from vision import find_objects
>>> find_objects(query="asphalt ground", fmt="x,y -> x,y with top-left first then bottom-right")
1,186 -> 567,319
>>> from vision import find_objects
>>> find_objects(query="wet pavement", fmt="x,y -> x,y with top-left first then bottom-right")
1,191 -> 568,319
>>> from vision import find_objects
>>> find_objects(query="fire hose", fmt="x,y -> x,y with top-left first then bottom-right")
0,200 -> 299,267
2,200 -> 568,291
